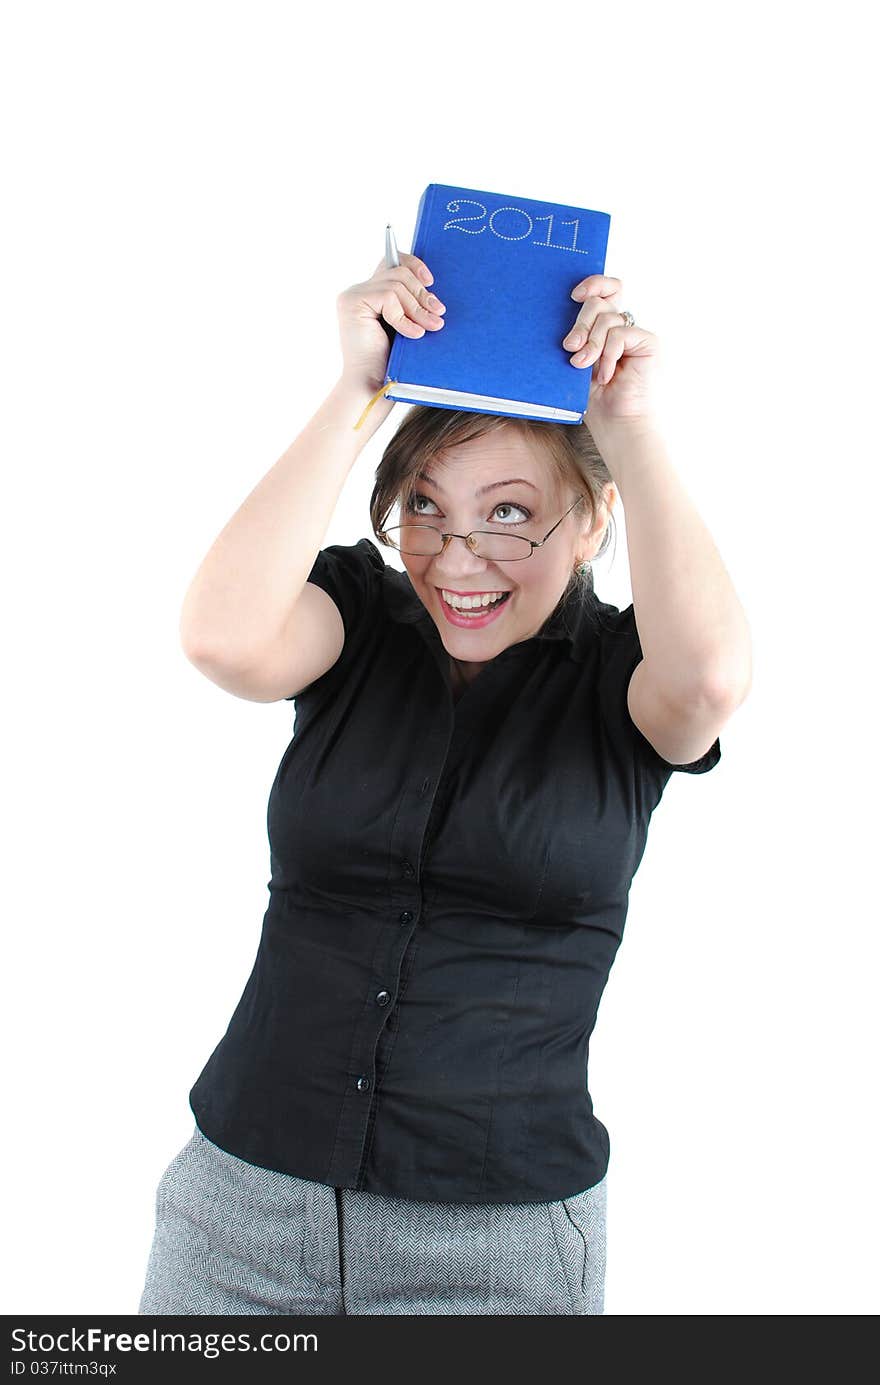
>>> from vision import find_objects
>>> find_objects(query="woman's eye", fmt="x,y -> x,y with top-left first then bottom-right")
492,502 -> 530,524
409,494 -> 437,515
407,494 -> 531,524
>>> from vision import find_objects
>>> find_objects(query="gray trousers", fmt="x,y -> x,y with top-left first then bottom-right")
138,1124 -> 607,1316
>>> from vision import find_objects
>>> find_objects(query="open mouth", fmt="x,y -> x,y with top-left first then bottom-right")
437,588 -> 512,628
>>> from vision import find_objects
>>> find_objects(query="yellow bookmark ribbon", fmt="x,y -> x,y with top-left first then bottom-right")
353,380 -> 396,430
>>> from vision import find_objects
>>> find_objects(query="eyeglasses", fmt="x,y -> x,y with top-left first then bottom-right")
379,496 -> 585,561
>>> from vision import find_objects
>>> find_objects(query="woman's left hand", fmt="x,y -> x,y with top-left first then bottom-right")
562,274 -> 660,427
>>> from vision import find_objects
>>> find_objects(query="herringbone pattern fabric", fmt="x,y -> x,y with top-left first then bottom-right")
138,1124 -> 606,1315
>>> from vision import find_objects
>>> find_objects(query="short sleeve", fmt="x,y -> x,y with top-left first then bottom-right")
596,601 -> 721,776
283,537 -> 385,701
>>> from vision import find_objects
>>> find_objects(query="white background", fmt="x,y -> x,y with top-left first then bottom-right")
3,0 -> 877,1317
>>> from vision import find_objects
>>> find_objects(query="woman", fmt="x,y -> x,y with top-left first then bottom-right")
138,254 -> 751,1315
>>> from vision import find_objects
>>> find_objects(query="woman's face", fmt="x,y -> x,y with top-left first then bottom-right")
400,429 -> 597,672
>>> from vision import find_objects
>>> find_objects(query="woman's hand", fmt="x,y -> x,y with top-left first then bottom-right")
562,274 -> 661,428
337,254 -> 447,396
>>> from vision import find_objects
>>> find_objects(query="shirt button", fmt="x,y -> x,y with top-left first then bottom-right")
356,1075 -> 372,1092
375,990 -> 390,1006
398,910 -> 414,924
402,861 -> 415,877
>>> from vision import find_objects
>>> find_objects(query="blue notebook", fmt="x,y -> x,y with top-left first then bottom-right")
384,183 -> 611,425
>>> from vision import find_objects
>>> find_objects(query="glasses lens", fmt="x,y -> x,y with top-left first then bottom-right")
383,526 -> 444,555
470,531 -> 533,561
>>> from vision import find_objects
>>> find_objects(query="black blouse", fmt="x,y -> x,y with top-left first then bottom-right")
189,538 -> 721,1204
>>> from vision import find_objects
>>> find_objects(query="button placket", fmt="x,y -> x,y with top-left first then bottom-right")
326,678 -> 457,1191
350,705 -> 449,1184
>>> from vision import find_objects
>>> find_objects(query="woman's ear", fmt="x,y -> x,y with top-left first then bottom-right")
577,485 -> 616,564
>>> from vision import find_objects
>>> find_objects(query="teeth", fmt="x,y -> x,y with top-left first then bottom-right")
442,589 -> 507,610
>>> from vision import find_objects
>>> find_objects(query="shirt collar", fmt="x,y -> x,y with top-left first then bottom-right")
381,558 -> 596,662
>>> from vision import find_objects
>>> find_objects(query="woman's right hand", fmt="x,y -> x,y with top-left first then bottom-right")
336,253 -> 446,397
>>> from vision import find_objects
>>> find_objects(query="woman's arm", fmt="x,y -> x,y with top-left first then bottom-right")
563,272 -> 751,750
590,416 -> 751,766
179,376 -> 387,670
178,251 -> 439,688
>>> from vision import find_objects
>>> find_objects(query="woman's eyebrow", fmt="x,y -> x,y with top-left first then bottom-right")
416,472 -> 538,496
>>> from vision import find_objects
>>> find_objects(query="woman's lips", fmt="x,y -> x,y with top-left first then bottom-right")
437,589 -> 512,629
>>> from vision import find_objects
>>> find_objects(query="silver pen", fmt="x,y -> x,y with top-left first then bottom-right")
385,223 -> 400,269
